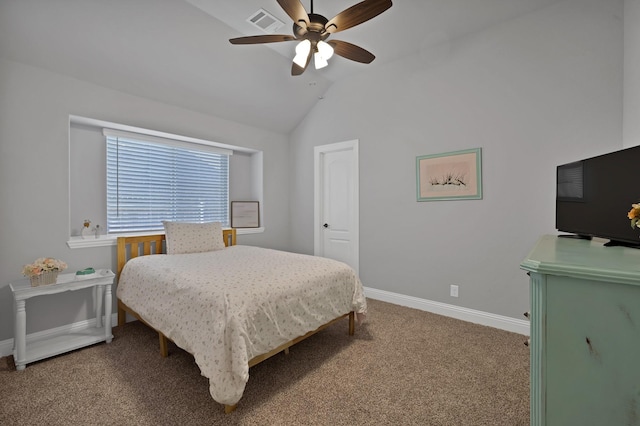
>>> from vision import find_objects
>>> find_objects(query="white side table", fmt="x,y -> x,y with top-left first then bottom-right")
9,269 -> 116,370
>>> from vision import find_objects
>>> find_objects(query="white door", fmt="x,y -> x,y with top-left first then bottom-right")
314,140 -> 359,273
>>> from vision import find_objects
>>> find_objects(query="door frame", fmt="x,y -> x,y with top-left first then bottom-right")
313,139 -> 359,274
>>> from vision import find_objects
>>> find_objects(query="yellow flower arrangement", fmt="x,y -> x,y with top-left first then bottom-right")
22,257 -> 67,277
629,203 -> 640,229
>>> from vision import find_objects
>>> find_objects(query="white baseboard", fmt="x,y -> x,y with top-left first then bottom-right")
0,315 -> 119,358
364,287 -> 530,336
0,291 -> 529,357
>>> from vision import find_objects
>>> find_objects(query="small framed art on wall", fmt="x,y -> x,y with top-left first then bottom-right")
416,148 -> 482,201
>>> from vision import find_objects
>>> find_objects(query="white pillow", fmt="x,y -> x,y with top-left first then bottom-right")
162,221 -> 226,255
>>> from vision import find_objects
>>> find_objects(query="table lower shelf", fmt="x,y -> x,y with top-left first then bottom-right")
16,327 -> 112,368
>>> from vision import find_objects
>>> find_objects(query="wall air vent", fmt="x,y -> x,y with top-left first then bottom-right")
247,9 -> 285,34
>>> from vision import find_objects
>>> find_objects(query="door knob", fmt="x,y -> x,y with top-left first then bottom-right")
323,223 -> 329,228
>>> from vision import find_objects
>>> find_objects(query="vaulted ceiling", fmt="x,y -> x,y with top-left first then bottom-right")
0,0 -> 564,134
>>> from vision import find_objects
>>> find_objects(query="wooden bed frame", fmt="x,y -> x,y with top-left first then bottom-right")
115,229 -> 355,413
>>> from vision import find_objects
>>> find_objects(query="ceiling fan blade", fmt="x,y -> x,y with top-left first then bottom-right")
291,48 -> 313,76
229,34 -> 296,45
328,40 -> 375,63
324,0 -> 392,34
277,0 -> 310,28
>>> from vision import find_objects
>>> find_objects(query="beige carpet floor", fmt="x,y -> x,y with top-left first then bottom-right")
0,299 -> 529,425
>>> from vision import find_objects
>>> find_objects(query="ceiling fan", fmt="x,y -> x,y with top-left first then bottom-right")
229,0 -> 393,76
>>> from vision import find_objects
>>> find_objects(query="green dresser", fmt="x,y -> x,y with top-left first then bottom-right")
521,235 -> 640,426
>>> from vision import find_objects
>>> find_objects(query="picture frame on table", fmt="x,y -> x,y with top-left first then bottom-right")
231,201 -> 260,228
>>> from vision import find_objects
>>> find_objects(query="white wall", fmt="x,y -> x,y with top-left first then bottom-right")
289,0 -> 624,319
0,58 -> 291,341
625,0 -> 640,147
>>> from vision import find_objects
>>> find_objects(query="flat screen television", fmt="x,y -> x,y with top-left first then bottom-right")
556,144 -> 640,248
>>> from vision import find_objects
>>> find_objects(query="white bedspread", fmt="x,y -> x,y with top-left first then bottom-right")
117,245 -> 367,405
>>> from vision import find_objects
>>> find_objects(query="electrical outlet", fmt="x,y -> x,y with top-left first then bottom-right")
450,285 -> 459,298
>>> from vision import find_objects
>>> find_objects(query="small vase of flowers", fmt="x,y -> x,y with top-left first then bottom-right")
22,257 -> 68,287
629,203 -> 640,230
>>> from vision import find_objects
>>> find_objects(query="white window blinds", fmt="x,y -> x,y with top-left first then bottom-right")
105,130 -> 230,233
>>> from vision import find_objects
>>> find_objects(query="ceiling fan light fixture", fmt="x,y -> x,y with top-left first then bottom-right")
293,39 -> 311,67
313,40 -> 333,69
317,40 -> 334,60
314,51 -> 328,69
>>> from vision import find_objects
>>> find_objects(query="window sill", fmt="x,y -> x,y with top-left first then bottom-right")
66,227 -> 265,249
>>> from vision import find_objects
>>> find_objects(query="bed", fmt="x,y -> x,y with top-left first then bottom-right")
115,222 -> 367,413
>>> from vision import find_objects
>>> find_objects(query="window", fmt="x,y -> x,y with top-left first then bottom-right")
105,130 -> 230,233
68,116 -> 263,249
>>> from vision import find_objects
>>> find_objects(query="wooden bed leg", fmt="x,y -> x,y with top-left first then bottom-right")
159,332 -> 169,358
224,404 -> 237,414
349,311 -> 355,336
117,303 -> 126,327
284,347 -> 290,355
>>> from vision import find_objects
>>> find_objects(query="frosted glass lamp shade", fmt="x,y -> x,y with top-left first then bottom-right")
293,40 -> 311,67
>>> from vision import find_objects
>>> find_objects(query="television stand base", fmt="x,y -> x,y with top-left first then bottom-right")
603,240 -> 640,249
558,234 -> 592,241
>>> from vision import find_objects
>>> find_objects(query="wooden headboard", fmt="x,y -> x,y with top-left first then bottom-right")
116,229 -> 237,279
115,228 -> 237,364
